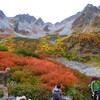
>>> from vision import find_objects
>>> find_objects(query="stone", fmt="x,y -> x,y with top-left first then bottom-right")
0,84 -> 8,100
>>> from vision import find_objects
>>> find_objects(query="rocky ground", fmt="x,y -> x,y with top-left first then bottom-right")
52,57 -> 100,77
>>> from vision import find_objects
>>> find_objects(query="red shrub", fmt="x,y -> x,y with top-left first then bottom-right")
0,52 -> 78,90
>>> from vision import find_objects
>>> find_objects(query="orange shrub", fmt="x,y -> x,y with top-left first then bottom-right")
0,52 -> 78,90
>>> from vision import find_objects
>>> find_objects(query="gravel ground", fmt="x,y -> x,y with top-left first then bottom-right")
52,57 -> 100,77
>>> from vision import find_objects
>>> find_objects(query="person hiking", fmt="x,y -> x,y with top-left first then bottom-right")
90,76 -> 100,100
0,68 -> 10,99
52,83 -> 63,100
0,68 -> 10,86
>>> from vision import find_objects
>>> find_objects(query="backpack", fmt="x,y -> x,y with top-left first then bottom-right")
92,81 -> 100,92
52,89 -> 61,100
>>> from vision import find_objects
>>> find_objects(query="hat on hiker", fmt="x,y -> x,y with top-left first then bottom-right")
91,76 -> 98,81
5,68 -> 10,71
56,83 -> 61,89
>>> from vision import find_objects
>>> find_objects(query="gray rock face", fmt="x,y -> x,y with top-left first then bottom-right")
45,22 -> 53,27
98,6 -> 100,9
0,84 -> 8,100
47,4 -> 100,35
83,4 -> 99,12
7,95 -> 16,100
43,25 -> 50,31
53,4 -> 100,34
15,14 -> 36,23
0,10 -> 6,19
34,17 -> 44,26
72,4 -> 100,28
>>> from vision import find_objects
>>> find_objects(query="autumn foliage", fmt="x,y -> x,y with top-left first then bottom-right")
0,34 -> 10,40
0,52 -> 78,90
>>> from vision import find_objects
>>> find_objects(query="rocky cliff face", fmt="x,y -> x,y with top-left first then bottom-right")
34,17 -> 45,26
15,14 -> 36,23
0,10 -> 6,19
71,4 -> 100,33
44,4 -> 100,35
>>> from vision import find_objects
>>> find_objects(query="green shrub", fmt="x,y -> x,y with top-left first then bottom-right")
13,49 -> 39,58
0,45 -> 8,51
9,84 -> 34,99
32,86 -> 51,100
0,90 -> 3,98
79,56 -> 90,62
71,56 -> 79,61
9,83 -> 51,100
11,68 -> 33,84
63,84 -> 91,100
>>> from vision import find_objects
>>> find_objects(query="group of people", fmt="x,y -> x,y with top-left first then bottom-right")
0,68 -> 100,100
52,77 -> 100,100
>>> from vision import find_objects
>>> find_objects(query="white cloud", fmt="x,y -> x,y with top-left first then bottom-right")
0,0 -> 99,23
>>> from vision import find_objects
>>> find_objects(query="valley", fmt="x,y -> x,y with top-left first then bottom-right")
0,4 -> 100,100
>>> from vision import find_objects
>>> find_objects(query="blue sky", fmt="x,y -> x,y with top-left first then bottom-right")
0,0 -> 100,23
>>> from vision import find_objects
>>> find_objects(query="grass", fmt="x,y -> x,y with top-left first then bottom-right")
86,55 -> 100,67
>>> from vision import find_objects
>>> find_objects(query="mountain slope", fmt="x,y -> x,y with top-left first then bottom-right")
71,4 -> 100,33
0,10 -> 6,19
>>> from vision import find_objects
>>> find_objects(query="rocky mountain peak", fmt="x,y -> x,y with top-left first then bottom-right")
98,6 -> 100,9
34,17 -> 44,26
71,4 -> 100,33
15,14 -> 36,23
0,10 -> 6,19
55,22 -> 60,26
85,4 -> 93,8
83,4 -> 100,13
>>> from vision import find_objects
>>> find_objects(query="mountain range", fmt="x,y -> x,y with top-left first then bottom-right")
0,4 -> 100,38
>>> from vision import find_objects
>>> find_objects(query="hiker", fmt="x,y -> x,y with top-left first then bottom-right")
89,76 -> 100,100
0,68 -> 10,99
52,83 -> 63,100
0,68 -> 10,86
